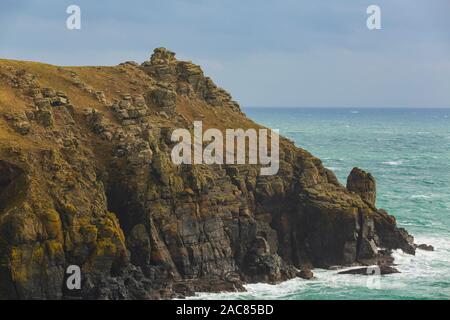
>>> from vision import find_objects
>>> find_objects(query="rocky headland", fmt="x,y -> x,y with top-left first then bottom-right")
0,48 -> 421,299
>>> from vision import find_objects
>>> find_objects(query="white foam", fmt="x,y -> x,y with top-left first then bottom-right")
382,160 -> 403,166
410,194 -> 432,200
392,235 -> 450,282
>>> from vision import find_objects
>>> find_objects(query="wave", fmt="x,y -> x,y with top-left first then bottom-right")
382,160 -> 403,166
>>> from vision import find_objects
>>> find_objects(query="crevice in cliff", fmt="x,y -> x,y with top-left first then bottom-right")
0,160 -> 28,215
106,184 -> 145,236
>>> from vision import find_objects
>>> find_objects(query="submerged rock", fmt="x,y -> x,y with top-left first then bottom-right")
297,269 -> 314,280
347,167 -> 376,206
338,265 -> 400,276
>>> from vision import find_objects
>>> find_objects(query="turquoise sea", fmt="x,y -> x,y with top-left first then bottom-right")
194,108 -> 450,300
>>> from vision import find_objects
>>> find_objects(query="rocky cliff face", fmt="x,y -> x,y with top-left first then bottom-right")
0,48 -> 416,299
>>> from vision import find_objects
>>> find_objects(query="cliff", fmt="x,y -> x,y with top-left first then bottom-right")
0,48 -> 416,299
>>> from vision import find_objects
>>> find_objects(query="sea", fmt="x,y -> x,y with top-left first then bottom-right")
192,107 -> 450,300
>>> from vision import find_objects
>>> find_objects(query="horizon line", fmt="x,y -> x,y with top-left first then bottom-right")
243,106 -> 450,109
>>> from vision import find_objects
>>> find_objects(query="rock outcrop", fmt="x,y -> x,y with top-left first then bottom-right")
347,167 -> 376,206
0,49 -> 417,300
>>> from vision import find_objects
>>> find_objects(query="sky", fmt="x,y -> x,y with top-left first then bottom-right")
1,0 -> 449,108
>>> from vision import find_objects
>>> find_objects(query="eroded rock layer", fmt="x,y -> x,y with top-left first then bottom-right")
0,49 -> 415,299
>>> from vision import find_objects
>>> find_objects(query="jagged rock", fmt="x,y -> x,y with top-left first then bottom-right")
373,209 -> 416,255
127,224 -> 151,267
50,96 -> 69,107
347,167 -> 376,206
148,47 -> 176,64
119,61 -> 139,67
416,244 -> 434,251
13,120 -> 31,135
297,269 -> 314,280
158,111 -> 170,119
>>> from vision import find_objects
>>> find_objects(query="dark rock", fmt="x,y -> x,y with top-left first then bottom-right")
148,85 -> 177,112
127,224 -> 151,267
416,244 -> 434,251
34,109 -> 54,127
41,87 -> 57,98
338,265 -> 400,275
119,61 -> 139,67
347,167 -> 376,206
182,274 -> 246,294
50,96 -> 69,107
141,47 -> 241,112
374,209 -> 416,255
0,49 -> 419,300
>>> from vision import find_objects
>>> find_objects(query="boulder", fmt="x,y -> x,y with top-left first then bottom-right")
297,269 -> 314,280
416,244 -> 434,251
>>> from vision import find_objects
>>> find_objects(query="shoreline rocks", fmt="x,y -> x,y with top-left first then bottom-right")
297,269 -> 315,280
416,244 -> 434,251
338,265 -> 400,276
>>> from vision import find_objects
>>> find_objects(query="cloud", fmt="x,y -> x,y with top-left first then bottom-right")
0,0 -> 449,107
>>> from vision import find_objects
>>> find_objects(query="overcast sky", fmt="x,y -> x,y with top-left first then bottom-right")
1,0 -> 449,108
